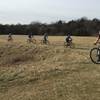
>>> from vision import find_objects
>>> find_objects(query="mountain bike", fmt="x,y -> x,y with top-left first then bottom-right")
8,37 -> 13,42
64,39 -> 74,48
90,43 -> 100,64
27,38 -> 36,44
41,39 -> 50,45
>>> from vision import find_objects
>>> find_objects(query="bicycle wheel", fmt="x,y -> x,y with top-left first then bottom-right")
27,38 -> 36,44
8,37 -> 13,42
64,42 -> 74,48
90,48 -> 100,64
41,40 -> 50,45
40,40 -> 44,45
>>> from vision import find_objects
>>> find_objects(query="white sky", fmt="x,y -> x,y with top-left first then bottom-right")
0,0 -> 100,24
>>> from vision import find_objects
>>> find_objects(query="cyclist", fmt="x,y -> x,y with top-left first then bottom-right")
27,32 -> 33,43
43,32 -> 48,43
8,33 -> 13,41
27,32 -> 37,43
28,32 -> 33,39
94,31 -> 100,62
65,33 -> 72,45
94,31 -> 100,45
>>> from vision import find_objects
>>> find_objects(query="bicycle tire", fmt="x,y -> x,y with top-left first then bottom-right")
64,42 -> 75,48
8,38 -> 13,42
27,38 -> 36,44
41,40 -> 50,45
90,47 -> 100,64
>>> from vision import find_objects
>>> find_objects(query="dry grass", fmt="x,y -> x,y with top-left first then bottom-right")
0,35 -> 100,100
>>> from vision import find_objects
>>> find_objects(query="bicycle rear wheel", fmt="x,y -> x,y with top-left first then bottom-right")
90,48 -> 100,64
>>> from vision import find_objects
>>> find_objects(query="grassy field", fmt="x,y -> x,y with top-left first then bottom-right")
0,35 -> 100,100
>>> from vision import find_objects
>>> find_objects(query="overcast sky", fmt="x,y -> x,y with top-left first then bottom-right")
0,0 -> 100,24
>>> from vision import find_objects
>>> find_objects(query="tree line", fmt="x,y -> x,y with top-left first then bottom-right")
0,17 -> 100,36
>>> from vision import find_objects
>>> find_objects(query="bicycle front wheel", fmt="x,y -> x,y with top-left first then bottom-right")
90,48 -> 100,64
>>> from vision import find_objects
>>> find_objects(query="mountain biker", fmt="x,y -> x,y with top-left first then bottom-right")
65,33 -> 72,44
27,32 -> 33,43
28,32 -> 33,39
8,33 -> 13,41
94,31 -> 100,62
94,31 -> 100,45
8,33 -> 12,38
43,32 -> 48,43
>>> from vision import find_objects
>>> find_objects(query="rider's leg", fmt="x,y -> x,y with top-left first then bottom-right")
44,38 -> 47,44
95,38 -> 100,44
67,40 -> 70,46
8,36 -> 12,41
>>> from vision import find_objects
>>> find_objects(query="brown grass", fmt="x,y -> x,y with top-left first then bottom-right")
0,35 -> 100,100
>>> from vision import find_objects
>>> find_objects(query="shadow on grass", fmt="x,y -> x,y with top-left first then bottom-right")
65,61 -> 92,65
73,46 -> 90,50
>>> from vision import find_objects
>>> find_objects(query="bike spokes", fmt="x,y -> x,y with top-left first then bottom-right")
90,48 -> 100,64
